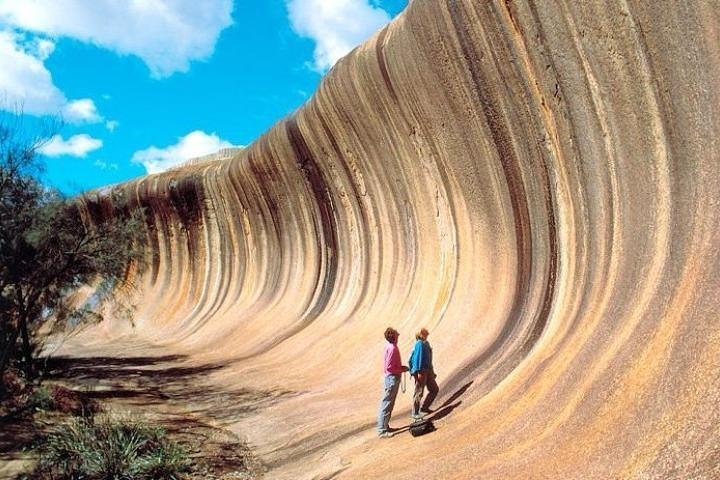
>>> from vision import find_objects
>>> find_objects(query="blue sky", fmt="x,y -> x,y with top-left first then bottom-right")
0,0 -> 407,193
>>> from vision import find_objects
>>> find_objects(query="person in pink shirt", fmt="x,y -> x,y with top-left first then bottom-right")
377,327 -> 408,438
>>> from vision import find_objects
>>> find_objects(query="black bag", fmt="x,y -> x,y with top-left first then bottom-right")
409,420 -> 435,437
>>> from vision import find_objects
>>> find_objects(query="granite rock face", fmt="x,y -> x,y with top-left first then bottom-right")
76,1 -> 720,478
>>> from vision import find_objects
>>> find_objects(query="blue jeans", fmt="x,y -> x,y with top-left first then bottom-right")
377,374 -> 401,433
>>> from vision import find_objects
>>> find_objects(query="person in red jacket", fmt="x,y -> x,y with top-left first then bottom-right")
377,327 -> 408,438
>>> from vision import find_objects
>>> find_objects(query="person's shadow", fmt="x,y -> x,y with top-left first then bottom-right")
389,381 -> 473,436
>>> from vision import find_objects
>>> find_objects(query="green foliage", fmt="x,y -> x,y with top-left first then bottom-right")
133,438 -> 190,480
0,113 -> 146,382
37,414 -> 190,479
28,385 -> 53,411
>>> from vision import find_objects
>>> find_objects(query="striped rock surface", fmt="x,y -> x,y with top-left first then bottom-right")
71,1 -> 720,478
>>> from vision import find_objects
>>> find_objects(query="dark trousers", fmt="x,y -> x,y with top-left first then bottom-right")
412,371 -> 439,415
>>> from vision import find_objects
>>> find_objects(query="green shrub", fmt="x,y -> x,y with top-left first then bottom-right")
28,386 -> 53,411
134,439 -> 189,479
36,414 -> 190,479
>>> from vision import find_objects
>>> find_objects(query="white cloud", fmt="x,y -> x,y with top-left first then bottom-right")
30,36 -> 54,59
0,30 -> 64,115
39,133 -> 103,157
287,0 -> 391,71
94,159 -> 118,170
63,98 -> 102,123
0,0 -> 234,78
0,1 -> 231,123
105,120 -> 119,132
0,30 -> 104,123
132,130 -> 238,174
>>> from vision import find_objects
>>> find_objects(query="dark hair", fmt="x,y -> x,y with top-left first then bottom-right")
384,327 -> 397,342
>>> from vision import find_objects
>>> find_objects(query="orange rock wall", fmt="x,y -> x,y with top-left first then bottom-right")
78,1 -> 720,478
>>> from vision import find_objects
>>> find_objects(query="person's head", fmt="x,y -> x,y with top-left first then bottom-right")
416,328 -> 429,341
384,327 -> 399,344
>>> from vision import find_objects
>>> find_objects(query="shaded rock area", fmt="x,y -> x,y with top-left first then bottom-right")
1,346 -> 294,479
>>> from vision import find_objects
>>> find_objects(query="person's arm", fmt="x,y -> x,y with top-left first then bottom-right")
417,341 -> 428,371
383,344 -> 393,373
410,341 -> 424,375
415,343 -> 426,380
421,341 -> 431,371
408,345 -> 416,373
388,345 -> 404,374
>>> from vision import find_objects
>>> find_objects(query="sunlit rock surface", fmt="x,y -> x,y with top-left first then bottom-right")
73,1 -> 720,478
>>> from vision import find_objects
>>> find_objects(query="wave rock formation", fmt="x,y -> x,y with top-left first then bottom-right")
74,1 -> 720,478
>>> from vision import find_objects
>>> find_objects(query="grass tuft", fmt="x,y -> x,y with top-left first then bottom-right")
35,413 -> 190,479
27,386 -> 54,411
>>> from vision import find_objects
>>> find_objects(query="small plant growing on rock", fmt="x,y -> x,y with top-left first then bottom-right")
32,414 -> 190,479
27,385 -> 53,411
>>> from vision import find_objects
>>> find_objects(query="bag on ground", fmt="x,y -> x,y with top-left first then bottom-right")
409,419 -> 435,437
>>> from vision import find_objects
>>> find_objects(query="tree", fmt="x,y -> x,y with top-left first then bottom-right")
0,114 -> 145,386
